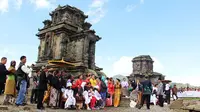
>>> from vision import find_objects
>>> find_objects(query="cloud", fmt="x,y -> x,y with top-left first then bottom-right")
30,0 -> 56,9
125,0 -> 144,12
140,0 -> 144,4
112,56 -> 133,76
0,0 -> 22,13
90,0 -> 105,8
166,75 -> 200,86
152,57 -> 164,73
125,4 -> 137,12
0,45 -> 37,69
14,0 -> 22,10
86,0 -> 108,24
0,0 -> 9,13
111,56 -> 164,77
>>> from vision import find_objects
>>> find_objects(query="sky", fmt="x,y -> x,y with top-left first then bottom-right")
0,0 -> 200,86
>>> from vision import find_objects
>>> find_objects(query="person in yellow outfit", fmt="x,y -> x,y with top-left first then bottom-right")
90,74 -> 97,87
114,78 -> 122,107
3,61 -> 16,105
42,68 -> 54,106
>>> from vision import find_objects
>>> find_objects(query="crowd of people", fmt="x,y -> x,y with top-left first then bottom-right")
32,69 -> 123,110
179,87 -> 200,93
0,56 -> 124,110
0,56 -> 181,111
128,77 -> 179,109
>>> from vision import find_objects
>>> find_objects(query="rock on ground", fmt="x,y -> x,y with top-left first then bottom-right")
0,104 -> 173,112
0,95 -> 181,112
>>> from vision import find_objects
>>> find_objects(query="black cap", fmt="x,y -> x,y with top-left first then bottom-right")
116,78 -> 121,82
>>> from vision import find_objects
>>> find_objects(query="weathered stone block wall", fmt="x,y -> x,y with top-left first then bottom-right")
88,42 -> 95,69
132,60 -> 153,75
53,34 -> 62,59
39,38 -> 45,59
82,38 -> 89,68
66,38 -> 84,61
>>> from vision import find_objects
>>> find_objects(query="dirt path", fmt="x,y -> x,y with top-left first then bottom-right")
0,95 -> 174,112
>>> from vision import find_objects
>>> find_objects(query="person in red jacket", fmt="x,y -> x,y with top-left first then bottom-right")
75,75 -> 83,89
108,78 -> 114,95
107,78 -> 114,106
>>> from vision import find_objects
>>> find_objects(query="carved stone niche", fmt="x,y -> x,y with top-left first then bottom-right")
73,13 -> 81,26
142,61 -> 148,73
43,20 -> 52,28
52,12 -> 61,24
61,12 -> 72,23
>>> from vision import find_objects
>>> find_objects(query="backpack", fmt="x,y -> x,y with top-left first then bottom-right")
143,81 -> 152,94
143,85 -> 152,94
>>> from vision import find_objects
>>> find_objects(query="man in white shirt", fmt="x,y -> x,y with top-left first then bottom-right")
16,56 -> 31,106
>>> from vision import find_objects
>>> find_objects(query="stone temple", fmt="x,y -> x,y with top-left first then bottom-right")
34,5 -> 102,76
129,55 -> 165,84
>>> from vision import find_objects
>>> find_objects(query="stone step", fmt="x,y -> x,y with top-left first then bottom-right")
120,97 -> 130,107
0,106 -> 8,110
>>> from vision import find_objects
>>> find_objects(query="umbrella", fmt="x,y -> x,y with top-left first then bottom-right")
161,80 -> 172,83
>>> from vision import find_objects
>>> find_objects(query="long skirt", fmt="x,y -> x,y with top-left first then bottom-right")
43,85 -> 51,103
114,93 -> 120,107
3,78 -> 16,104
49,87 -> 60,107
4,79 -> 16,95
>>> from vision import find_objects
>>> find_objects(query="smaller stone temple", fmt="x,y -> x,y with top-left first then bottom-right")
129,55 -> 165,83
33,5 -> 102,76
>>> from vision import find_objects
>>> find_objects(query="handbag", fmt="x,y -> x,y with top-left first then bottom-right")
130,100 -> 137,108
106,98 -> 112,106
128,87 -> 133,92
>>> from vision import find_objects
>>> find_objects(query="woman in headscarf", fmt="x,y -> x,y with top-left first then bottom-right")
99,76 -> 107,108
3,61 -> 16,105
114,78 -> 122,107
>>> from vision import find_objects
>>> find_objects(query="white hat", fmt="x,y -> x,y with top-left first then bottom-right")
67,82 -> 72,87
